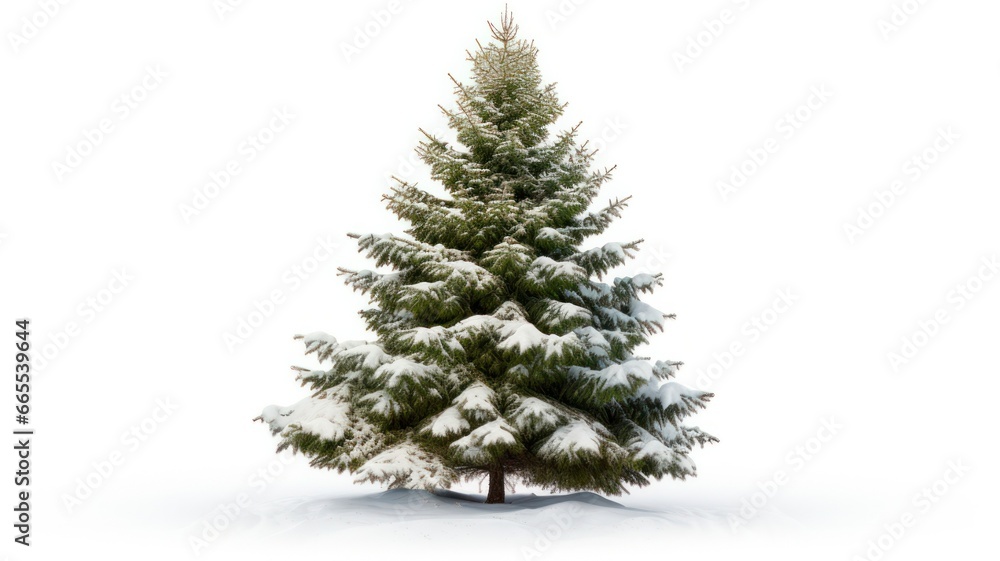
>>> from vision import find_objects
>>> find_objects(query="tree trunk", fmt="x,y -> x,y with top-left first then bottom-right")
485,465 -> 505,504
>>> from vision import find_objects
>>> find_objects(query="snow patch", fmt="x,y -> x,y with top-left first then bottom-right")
374,358 -> 441,387
353,440 -> 455,490
510,397 -> 564,431
539,420 -> 606,458
260,394 -> 351,441
453,382 -> 497,419
423,406 -> 471,437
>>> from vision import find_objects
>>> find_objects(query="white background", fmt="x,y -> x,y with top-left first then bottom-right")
2,1 -> 998,559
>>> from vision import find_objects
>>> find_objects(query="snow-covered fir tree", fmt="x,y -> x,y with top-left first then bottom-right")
257,9 -> 716,504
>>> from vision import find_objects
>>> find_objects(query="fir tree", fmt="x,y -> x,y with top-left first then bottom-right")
257,9 -> 716,504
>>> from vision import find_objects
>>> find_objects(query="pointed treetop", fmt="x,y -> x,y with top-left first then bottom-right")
488,6 -> 518,46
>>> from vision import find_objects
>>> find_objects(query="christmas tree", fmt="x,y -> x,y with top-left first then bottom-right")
257,8 -> 715,504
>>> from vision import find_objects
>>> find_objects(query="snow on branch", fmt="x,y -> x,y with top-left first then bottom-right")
258,391 -> 351,442
338,268 -> 404,295
568,240 -> 643,278
539,420 -> 616,460
522,256 -> 587,296
396,326 -> 465,359
353,440 -> 456,490
293,331 -> 339,363
450,418 -> 520,462
566,194 -> 631,241
351,232 -> 471,270
422,406 -> 471,437
509,396 -> 565,433
373,358 -> 443,389
452,382 -> 498,421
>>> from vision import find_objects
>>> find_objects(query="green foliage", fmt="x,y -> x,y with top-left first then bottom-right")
259,8 -> 715,496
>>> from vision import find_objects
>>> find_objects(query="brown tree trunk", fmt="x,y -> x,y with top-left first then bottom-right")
485,465 -> 505,504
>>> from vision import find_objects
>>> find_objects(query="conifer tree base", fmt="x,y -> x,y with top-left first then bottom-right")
486,466 -> 505,504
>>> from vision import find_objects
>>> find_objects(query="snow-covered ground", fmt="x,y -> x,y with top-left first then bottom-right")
232,489 -> 733,559
184,478 -> 990,560
32,447 -> 989,561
